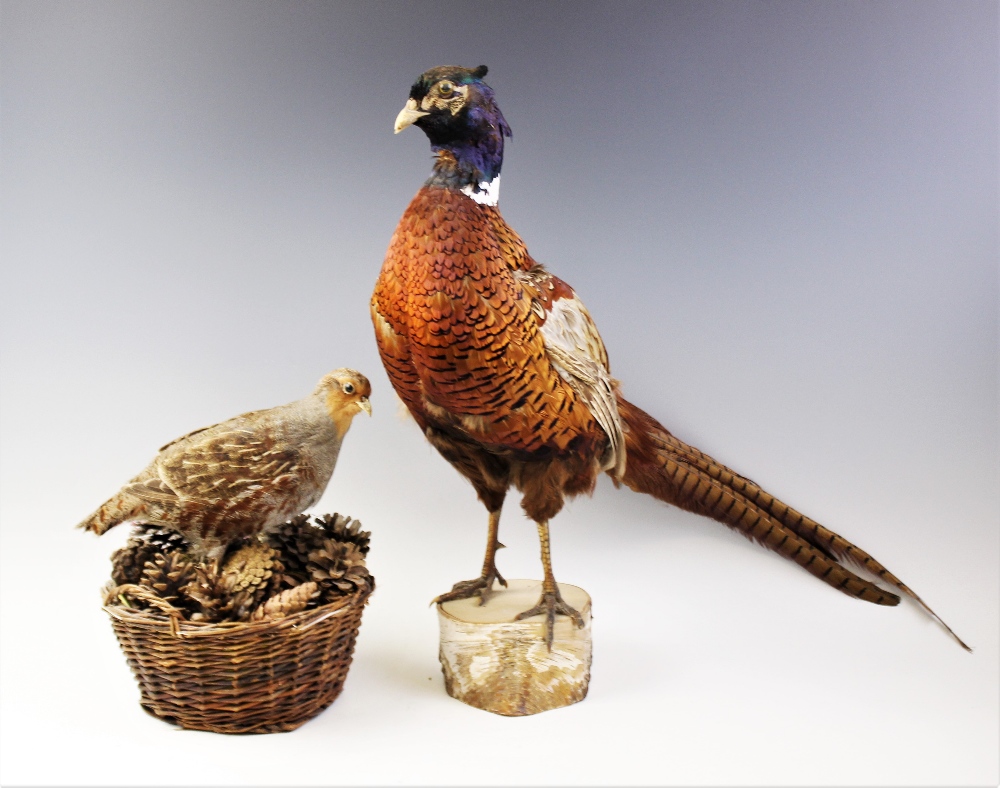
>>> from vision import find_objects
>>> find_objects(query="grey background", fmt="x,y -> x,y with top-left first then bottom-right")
2,2 -> 997,785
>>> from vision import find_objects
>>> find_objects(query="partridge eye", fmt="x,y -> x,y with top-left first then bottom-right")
343,383 -> 355,394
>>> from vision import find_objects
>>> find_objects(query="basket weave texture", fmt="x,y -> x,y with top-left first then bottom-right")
105,582 -> 372,734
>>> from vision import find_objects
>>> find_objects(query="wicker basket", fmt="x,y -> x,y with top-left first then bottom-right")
104,582 -> 373,734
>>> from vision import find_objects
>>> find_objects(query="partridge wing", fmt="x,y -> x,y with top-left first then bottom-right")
126,426 -> 304,513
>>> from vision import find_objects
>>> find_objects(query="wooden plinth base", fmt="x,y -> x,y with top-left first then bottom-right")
437,579 -> 592,716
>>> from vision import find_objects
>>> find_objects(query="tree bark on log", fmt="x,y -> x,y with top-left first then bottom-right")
437,579 -> 592,716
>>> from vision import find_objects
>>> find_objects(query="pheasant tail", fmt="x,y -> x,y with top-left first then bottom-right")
616,395 -> 970,651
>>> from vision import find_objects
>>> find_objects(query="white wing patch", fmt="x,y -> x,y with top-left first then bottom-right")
532,285 -> 626,479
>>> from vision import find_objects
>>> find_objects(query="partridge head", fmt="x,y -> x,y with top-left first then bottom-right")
77,369 -> 371,560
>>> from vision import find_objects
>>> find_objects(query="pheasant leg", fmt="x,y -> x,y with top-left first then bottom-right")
515,520 -> 584,649
434,509 -> 508,606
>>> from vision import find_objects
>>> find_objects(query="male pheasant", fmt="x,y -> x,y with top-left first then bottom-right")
78,369 -> 371,559
371,65 -> 968,650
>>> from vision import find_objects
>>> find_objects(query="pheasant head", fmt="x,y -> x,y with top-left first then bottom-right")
394,64 -> 511,205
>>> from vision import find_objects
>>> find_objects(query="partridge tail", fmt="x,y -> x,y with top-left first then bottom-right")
76,492 -> 137,536
615,395 -> 970,651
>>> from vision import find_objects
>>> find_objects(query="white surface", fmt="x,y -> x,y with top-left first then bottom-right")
2,2 -> 997,786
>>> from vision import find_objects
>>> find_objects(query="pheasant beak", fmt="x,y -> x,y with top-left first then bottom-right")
357,397 -> 372,416
394,98 -> 429,133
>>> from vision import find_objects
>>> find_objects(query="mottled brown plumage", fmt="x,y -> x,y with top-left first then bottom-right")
78,369 -> 371,558
372,65 -> 968,650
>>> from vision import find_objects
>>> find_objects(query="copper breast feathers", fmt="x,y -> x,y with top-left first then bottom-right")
373,187 -> 621,467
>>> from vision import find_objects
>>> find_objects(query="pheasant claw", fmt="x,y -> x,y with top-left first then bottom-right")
515,588 -> 585,650
432,570 -> 506,607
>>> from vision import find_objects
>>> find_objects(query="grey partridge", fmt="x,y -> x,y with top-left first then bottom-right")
78,369 -> 371,559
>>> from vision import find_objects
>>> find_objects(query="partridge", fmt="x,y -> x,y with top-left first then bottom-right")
371,64 -> 968,650
78,369 -> 371,559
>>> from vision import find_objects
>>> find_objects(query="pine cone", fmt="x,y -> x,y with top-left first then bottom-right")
139,524 -> 190,554
110,524 -> 190,585
267,514 -> 329,579
184,562 -> 258,623
139,551 -> 196,607
315,513 -> 371,556
184,564 -> 226,621
250,582 -> 320,622
110,543 -> 149,586
306,539 -> 371,594
221,542 -> 277,593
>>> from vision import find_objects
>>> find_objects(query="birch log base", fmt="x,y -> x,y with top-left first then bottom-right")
437,579 -> 592,716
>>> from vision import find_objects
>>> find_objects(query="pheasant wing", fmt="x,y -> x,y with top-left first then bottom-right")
515,266 -> 625,478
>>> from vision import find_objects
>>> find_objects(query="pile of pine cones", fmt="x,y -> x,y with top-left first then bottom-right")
103,514 -> 373,624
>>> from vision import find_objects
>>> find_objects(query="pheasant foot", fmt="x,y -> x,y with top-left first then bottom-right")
515,586 -> 585,650
433,569 -> 508,606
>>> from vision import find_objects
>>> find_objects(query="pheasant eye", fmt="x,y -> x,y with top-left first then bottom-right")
343,383 -> 355,394
438,81 -> 454,96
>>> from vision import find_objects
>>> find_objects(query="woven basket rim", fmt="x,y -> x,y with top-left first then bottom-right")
103,580 -> 373,639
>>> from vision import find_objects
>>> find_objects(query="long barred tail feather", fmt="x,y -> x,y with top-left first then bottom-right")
615,394 -> 970,652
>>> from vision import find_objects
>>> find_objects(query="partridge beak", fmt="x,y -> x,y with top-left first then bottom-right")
357,397 -> 372,416
394,98 -> 428,133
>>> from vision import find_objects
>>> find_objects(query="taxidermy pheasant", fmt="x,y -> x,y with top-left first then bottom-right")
371,64 -> 968,650
78,369 -> 371,560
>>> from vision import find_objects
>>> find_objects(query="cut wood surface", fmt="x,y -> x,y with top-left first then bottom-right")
437,579 -> 592,716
